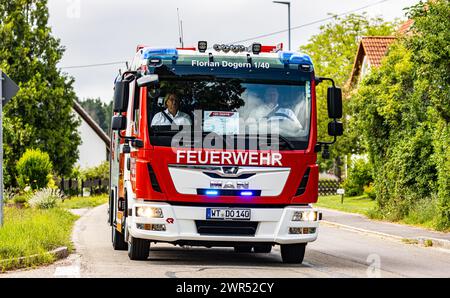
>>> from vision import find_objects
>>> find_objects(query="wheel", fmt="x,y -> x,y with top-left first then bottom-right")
112,226 -> 127,251
280,243 -> 306,264
128,236 -> 150,260
254,244 -> 272,253
234,245 -> 253,253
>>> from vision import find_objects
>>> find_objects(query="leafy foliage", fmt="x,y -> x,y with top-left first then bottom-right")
78,98 -> 113,133
300,13 -> 396,174
80,161 -> 109,180
16,149 -> 53,190
0,0 -> 81,185
350,0 -> 449,229
343,157 -> 373,197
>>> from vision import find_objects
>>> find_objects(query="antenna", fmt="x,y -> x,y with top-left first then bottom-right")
180,20 -> 185,48
177,8 -> 184,48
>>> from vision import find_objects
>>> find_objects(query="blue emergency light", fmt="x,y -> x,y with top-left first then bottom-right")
143,48 -> 179,60
240,191 -> 254,197
205,190 -> 219,196
279,51 -> 313,66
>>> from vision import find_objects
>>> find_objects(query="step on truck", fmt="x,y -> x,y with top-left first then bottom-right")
109,42 -> 343,263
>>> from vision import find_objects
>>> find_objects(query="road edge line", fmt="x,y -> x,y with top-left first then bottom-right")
321,220 -> 404,241
321,220 -> 450,252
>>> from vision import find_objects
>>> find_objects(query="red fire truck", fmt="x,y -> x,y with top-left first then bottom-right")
109,42 -> 343,263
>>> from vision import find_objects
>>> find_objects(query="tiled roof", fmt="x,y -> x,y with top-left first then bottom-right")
398,19 -> 414,35
348,36 -> 396,87
360,36 -> 397,67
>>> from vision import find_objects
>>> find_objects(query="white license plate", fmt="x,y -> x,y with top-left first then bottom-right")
206,208 -> 251,221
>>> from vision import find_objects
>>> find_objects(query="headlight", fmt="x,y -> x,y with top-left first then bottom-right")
292,211 -> 318,222
136,207 -> 164,218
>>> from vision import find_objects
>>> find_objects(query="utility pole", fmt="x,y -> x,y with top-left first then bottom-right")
273,1 -> 291,51
0,70 -> 19,227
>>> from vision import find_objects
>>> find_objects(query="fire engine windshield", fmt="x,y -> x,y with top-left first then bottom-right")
148,78 -> 311,150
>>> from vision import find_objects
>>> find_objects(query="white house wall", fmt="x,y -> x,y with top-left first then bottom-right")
76,116 -> 108,169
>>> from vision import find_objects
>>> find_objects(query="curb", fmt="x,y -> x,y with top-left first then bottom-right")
0,247 -> 69,272
321,220 -> 450,251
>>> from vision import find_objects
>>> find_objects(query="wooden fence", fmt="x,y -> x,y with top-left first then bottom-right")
58,178 -> 109,197
319,179 -> 341,196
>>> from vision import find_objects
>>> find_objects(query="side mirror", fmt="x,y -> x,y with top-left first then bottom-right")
328,121 -> 343,137
113,81 -> 130,113
327,87 -> 342,119
137,74 -> 159,88
111,115 -> 127,131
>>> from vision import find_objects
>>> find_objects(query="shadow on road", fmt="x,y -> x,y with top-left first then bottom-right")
144,246 -> 309,268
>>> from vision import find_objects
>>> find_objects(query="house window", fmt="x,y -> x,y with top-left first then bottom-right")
359,55 -> 370,83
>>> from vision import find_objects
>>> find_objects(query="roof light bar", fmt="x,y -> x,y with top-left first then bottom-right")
278,51 -> 313,66
143,48 -> 178,61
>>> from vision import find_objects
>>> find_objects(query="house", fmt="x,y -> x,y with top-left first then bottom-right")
348,36 -> 397,87
344,21 -> 415,177
349,19 -> 415,88
73,101 -> 110,169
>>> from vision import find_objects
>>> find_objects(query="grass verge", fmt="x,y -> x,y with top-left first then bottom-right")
59,194 -> 108,209
0,207 -> 78,272
315,195 -> 376,216
316,195 -> 449,232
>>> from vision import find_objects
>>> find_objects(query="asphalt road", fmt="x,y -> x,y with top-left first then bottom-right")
3,204 -> 450,278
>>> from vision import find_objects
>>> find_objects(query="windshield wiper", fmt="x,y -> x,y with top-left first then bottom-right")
276,135 -> 295,150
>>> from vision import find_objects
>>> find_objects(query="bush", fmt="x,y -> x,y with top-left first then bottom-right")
28,188 -> 64,210
3,188 -> 19,205
12,193 -> 32,205
81,161 -> 109,180
364,183 -> 376,200
344,158 -> 373,197
16,149 -> 53,190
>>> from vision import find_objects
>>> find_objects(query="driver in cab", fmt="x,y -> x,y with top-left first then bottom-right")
151,93 -> 192,126
264,87 -> 303,129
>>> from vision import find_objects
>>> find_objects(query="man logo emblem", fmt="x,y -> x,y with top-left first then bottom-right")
222,167 -> 239,175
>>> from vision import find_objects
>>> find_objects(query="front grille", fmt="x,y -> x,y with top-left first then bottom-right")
195,220 -> 258,236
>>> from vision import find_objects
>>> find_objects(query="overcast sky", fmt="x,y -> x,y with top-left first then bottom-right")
47,0 -> 419,102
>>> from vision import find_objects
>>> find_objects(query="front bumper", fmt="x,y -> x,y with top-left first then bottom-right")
128,201 -> 320,245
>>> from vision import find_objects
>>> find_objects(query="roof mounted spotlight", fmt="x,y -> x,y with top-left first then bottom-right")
198,41 -> 208,53
252,43 -> 262,55
231,45 -> 239,53
222,44 -> 230,53
213,44 -> 221,52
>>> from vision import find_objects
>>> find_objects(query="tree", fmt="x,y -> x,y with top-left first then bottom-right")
350,0 -> 450,230
406,0 -> 450,229
0,0 -> 81,184
79,98 -> 113,133
300,13 -> 396,176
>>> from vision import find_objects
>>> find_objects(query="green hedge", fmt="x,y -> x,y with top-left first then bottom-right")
349,0 -> 450,230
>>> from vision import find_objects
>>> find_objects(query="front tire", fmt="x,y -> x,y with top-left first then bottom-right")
128,236 -> 150,260
112,227 -> 127,251
280,243 -> 306,264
